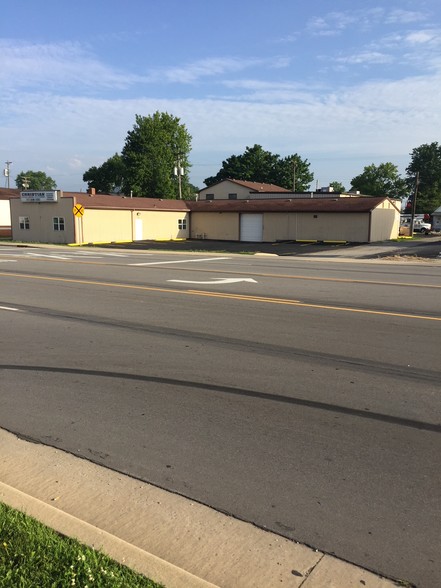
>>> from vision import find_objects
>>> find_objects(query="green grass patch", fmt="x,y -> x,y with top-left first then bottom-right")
0,502 -> 163,587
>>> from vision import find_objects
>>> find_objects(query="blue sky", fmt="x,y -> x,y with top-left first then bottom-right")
1,0 -> 440,192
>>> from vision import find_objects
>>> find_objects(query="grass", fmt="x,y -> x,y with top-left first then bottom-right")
0,502 -> 163,588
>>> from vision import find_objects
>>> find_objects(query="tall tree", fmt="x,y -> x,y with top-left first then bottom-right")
121,112 -> 192,198
406,142 -> 441,213
15,170 -> 56,190
350,163 -> 407,199
83,153 -> 125,193
204,144 -> 313,191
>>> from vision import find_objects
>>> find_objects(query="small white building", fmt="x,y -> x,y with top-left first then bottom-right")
0,188 -> 19,238
432,206 -> 441,231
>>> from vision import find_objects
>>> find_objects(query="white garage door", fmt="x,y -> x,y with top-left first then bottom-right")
240,214 -> 263,242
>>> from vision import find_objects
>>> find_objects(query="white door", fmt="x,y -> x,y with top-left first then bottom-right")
135,218 -> 143,240
240,214 -> 263,242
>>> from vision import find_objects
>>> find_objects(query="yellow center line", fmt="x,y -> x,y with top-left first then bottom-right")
17,256 -> 441,288
1,271 -> 440,322
188,290 -> 441,320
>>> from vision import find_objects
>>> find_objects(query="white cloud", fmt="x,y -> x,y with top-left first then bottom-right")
307,7 -> 428,36
385,9 -> 427,24
1,14 -> 440,192
405,29 -> 439,44
335,51 -> 394,66
147,56 -> 290,84
68,157 -> 84,170
0,40 -> 143,90
3,63 -> 439,190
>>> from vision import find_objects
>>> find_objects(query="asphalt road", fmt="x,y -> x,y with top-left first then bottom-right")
1,247 -> 440,587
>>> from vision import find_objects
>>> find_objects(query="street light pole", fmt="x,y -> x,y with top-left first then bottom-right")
4,161 -> 12,188
174,154 -> 184,199
410,172 -> 419,236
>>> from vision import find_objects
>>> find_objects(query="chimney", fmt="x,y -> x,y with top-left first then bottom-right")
88,187 -> 96,196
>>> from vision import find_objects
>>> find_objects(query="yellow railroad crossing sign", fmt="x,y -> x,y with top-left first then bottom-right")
73,204 -> 85,217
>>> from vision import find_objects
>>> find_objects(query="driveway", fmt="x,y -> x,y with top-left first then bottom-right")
98,234 -> 441,260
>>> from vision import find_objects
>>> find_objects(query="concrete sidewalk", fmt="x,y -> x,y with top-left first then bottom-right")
0,428 -> 404,587
94,234 -> 441,260
1,234 -> 441,261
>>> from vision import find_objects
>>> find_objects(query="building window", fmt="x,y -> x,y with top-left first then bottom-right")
53,217 -> 65,231
206,194 -> 214,200
19,216 -> 30,230
178,219 -> 187,230
228,193 -> 237,200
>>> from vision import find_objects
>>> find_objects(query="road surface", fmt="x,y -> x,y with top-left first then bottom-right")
1,246 -> 440,587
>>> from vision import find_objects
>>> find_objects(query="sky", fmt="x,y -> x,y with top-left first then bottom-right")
1,0 -> 440,193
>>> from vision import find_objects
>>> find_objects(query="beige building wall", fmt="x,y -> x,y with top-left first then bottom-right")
11,198 -> 75,243
199,181 -> 254,200
263,212 -> 371,242
190,212 -> 239,240
136,211 -> 189,240
369,202 -> 400,241
10,198 -> 189,244
80,209 -> 189,243
80,209 -> 132,243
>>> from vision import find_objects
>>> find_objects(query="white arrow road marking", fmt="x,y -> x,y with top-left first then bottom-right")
168,277 -> 257,285
0,306 -> 22,312
130,257 -> 230,266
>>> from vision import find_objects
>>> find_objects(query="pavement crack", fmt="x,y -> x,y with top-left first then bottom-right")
298,553 -> 325,586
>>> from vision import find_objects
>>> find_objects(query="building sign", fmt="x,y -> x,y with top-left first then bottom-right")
20,190 -> 59,203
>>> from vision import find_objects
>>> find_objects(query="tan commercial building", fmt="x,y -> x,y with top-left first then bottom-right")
188,197 -> 400,243
10,190 -> 190,244
6,185 -> 400,245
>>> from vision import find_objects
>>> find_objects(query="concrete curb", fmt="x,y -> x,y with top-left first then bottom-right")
0,481 -> 217,588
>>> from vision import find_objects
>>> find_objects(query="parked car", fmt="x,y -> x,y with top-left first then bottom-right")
413,220 -> 432,234
399,218 -> 431,234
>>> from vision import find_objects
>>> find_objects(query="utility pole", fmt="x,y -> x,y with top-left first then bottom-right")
4,161 -> 12,188
174,154 -> 184,199
292,161 -> 296,192
410,172 -> 419,236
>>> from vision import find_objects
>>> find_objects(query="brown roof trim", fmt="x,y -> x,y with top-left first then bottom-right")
0,188 -> 21,199
200,178 -> 289,193
68,193 -> 189,212
187,197 -> 390,213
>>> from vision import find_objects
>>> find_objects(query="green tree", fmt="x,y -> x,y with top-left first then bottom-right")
15,170 -> 57,190
83,153 -> 125,193
203,144 -> 313,191
329,181 -> 346,192
182,182 -> 199,200
121,112 -> 192,198
406,142 -> 441,213
350,163 -> 407,199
